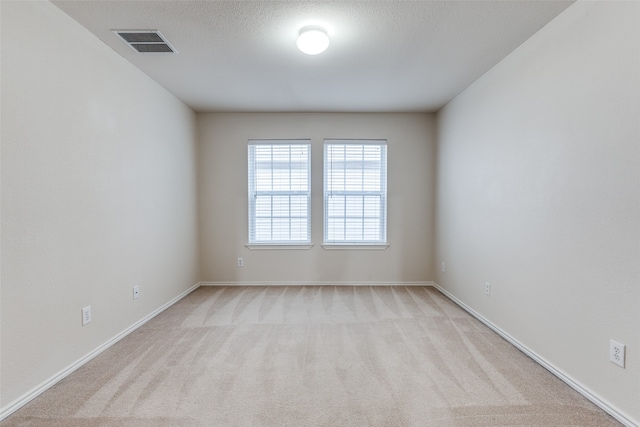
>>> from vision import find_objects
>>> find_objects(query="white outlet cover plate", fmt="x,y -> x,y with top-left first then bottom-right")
484,282 -> 491,296
82,306 -> 91,326
609,339 -> 625,368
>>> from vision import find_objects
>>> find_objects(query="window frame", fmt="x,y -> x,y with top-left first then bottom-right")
323,139 -> 388,247
247,140 -> 311,246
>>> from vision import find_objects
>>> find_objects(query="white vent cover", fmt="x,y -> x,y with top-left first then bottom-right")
113,30 -> 177,54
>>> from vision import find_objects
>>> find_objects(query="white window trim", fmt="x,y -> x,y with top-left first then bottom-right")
323,139 -> 388,245
246,244 -> 314,250
248,139 -> 311,245
321,244 -> 389,250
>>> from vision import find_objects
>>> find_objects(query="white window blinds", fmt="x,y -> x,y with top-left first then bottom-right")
248,140 -> 311,244
324,140 -> 387,245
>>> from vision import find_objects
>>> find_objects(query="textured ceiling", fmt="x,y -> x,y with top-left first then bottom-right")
52,1 -> 574,113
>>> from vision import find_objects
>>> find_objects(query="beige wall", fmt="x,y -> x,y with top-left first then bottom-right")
435,1 -> 639,424
198,113 -> 435,284
1,1 -> 199,410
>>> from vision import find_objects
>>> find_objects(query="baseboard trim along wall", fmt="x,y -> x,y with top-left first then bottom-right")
432,283 -> 637,427
200,281 -> 435,287
0,283 -> 201,422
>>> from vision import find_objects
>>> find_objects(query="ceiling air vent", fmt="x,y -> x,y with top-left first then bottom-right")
113,30 -> 177,54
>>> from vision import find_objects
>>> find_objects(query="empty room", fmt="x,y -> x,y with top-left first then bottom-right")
1,0 -> 638,426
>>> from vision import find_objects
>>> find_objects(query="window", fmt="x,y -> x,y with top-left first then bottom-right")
248,140 -> 311,244
324,140 -> 387,245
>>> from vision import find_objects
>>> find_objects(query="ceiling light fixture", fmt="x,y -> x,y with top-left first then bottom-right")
296,26 -> 329,55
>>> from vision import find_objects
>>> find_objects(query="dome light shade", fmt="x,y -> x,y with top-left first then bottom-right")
297,26 -> 329,55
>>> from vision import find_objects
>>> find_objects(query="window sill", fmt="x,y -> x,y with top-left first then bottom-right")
246,244 -> 314,250
321,244 -> 389,251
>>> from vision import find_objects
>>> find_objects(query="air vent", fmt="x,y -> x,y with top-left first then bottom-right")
113,30 -> 177,54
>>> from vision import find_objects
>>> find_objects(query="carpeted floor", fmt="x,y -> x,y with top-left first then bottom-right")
2,286 -> 620,426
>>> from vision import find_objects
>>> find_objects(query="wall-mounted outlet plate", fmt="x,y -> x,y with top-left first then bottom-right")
82,306 -> 91,326
484,282 -> 491,297
237,257 -> 244,267
609,339 -> 625,368
441,262 -> 445,273
133,285 -> 139,300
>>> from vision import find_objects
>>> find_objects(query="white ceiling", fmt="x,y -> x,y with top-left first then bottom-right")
52,1 -> 574,113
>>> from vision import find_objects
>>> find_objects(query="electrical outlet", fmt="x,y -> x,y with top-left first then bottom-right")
441,261 -> 446,273
82,306 -> 91,326
133,285 -> 139,300
237,257 -> 244,267
609,339 -> 625,368
484,282 -> 491,297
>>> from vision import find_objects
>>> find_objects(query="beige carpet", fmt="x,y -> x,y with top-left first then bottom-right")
2,286 -> 620,426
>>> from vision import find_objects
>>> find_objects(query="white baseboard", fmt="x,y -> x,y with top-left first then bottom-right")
0,282 -> 201,422
431,282 -> 637,427
200,281 -> 435,287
